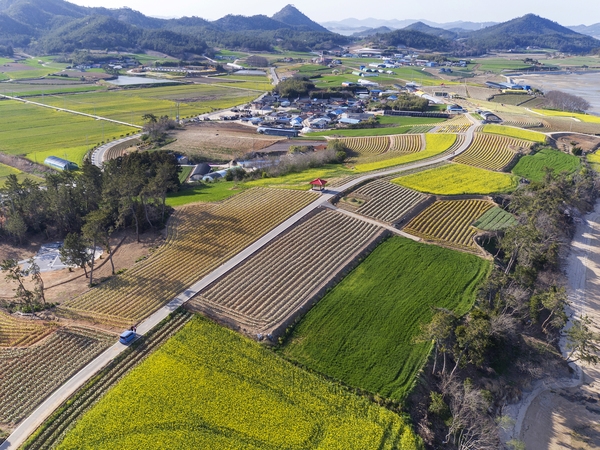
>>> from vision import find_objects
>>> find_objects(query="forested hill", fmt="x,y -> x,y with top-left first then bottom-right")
464,14 -> 600,53
0,0 -> 349,55
0,0 -> 598,56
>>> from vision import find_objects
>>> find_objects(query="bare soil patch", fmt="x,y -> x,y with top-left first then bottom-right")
164,122 -> 282,161
553,133 -> 600,153
0,63 -> 36,72
0,229 -> 166,306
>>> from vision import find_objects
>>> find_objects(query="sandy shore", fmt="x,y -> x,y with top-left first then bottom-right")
520,203 -> 600,448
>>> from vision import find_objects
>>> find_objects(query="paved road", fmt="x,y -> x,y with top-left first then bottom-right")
0,94 -> 142,129
270,67 -> 279,86
91,134 -> 143,168
0,115 -> 478,450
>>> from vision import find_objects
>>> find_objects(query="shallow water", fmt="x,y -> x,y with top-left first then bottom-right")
517,72 -> 600,116
106,76 -> 179,86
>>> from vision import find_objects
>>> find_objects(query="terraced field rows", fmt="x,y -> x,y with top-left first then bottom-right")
0,327 -> 113,425
403,199 -> 494,251
0,311 -> 57,347
407,125 -> 435,134
435,115 -> 471,133
193,209 -> 383,333
498,113 -> 549,129
60,189 -> 318,326
389,134 -> 423,153
353,180 -> 428,223
453,133 -> 532,170
340,136 -> 390,155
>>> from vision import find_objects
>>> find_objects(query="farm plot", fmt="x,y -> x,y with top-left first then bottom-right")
191,209 -> 383,334
354,133 -> 458,172
512,148 -> 580,182
351,180 -> 428,223
59,189 -> 318,326
394,163 -> 519,195
0,310 -> 57,347
0,100 -> 137,166
389,134 -> 424,153
473,207 -> 517,231
403,199 -> 494,251
56,316 -> 419,450
0,327 -> 113,425
32,85 -> 258,126
24,310 -> 193,450
283,237 -> 490,401
453,133 -> 533,171
497,113 -> 549,129
540,117 -> 600,135
482,124 -> 547,143
340,136 -> 390,156
435,115 -> 471,133
102,138 -> 141,162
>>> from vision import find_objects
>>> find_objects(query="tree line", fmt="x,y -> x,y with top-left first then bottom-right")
413,164 -> 600,448
1,152 -> 181,296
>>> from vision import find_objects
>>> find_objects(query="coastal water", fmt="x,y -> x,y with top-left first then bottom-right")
517,72 -> 600,116
106,76 -> 179,86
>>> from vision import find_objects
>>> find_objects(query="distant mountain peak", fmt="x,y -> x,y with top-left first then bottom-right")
271,4 -> 328,32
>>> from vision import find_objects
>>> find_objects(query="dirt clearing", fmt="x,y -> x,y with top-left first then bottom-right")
164,122 -> 282,161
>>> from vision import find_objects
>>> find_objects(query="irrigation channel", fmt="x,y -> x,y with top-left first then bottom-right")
0,117 -> 479,450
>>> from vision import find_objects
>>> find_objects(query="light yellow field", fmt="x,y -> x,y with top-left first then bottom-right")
393,163 -> 519,195
354,134 -> 458,172
532,109 -> 600,124
482,124 -> 547,143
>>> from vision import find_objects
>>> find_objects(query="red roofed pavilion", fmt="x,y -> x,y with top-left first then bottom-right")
309,178 -> 328,191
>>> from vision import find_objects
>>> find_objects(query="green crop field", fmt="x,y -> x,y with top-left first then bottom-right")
0,163 -> 43,186
166,181 -> 244,206
472,58 -> 534,73
394,163 -> 519,195
377,116 -> 445,126
354,133 -> 457,172
56,316 -> 420,450
244,165 -> 354,189
177,166 -> 193,183
283,237 -> 490,400
512,148 -> 581,182
482,124 -> 547,143
0,100 -> 137,166
31,84 -> 258,126
472,207 -> 518,231
309,125 -> 413,137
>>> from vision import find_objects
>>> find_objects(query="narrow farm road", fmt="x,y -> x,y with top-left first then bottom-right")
0,116 -> 479,450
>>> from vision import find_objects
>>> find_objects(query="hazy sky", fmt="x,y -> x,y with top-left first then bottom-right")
69,0 -> 600,25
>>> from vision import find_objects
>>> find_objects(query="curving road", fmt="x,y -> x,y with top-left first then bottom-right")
0,115 -> 478,450
91,134 -> 143,168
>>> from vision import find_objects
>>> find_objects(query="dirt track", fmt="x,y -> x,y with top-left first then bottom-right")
521,203 -> 600,449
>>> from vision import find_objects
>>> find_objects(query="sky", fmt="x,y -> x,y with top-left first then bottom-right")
68,0 -> 600,25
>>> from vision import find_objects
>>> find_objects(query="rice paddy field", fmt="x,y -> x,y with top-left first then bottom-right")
28,84 -> 259,126
394,163 -> 519,195
0,100 -> 136,166
512,148 -> 581,182
282,237 -> 490,401
55,316 -> 421,450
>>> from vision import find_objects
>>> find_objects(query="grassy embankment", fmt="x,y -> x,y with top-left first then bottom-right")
512,148 -> 581,182
283,237 -> 490,400
56,316 -> 421,449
